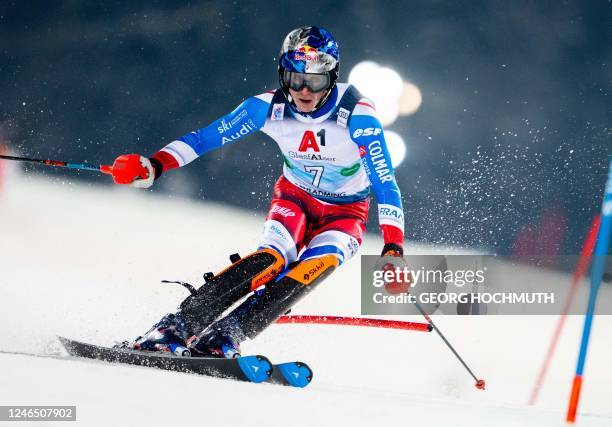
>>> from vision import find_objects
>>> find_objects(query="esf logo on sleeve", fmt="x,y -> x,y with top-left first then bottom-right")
353,127 -> 382,138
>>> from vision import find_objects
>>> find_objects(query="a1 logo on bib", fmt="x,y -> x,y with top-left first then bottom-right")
298,129 -> 327,152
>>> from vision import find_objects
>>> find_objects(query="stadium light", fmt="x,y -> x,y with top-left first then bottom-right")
384,130 -> 407,168
398,82 -> 423,116
348,61 -> 421,126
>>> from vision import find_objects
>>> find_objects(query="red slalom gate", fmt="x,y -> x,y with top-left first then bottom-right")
276,315 -> 432,332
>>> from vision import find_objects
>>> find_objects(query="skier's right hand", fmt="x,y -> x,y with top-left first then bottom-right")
111,154 -> 155,188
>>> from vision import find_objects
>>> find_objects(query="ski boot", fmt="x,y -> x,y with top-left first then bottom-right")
188,327 -> 242,359
124,248 -> 284,358
130,312 -> 195,356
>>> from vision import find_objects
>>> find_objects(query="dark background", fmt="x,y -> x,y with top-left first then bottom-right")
1,0 -> 610,256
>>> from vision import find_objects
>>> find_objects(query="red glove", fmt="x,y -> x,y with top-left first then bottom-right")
379,243 -> 410,294
111,154 -> 155,188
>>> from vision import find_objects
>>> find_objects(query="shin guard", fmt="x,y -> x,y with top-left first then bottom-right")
215,255 -> 339,342
179,248 -> 284,334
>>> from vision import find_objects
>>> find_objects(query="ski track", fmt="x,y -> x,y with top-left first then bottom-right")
1,176 -> 611,426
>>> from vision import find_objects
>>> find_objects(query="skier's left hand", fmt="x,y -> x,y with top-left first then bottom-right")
381,243 -> 403,258
378,243 -> 410,294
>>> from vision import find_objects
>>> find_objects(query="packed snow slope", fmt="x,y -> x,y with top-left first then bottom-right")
0,174 -> 610,427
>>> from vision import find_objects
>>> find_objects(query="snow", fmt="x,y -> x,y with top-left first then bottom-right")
0,175 -> 611,426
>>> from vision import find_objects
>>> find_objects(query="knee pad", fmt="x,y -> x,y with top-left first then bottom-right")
260,220 -> 300,266
299,230 -> 360,266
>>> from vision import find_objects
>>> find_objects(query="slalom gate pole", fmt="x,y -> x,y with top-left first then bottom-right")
528,215 -> 601,406
412,300 -> 486,390
566,157 -> 612,423
0,154 -> 113,175
276,315 -> 432,332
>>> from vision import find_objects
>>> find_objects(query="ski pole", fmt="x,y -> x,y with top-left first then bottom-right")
0,154 -> 113,175
413,300 -> 486,390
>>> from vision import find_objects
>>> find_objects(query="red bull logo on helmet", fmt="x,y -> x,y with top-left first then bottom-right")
294,45 -> 319,62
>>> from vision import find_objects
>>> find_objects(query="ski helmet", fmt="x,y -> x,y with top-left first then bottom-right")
278,26 -> 339,107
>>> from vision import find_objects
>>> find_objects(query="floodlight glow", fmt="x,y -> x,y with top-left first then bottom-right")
348,61 -> 423,124
375,102 -> 399,127
377,67 -> 403,100
347,61 -> 380,98
398,82 -> 423,116
348,61 -> 402,126
384,130 -> 407,168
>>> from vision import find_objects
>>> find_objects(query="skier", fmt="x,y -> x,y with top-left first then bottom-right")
110,26 -> 405,358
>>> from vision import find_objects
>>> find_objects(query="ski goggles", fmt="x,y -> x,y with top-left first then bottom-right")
283,70 -> 331,93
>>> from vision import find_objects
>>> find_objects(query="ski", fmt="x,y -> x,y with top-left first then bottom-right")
57,337 -> 313,387
58,337 -> 272,384
268,361 -> 313,388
